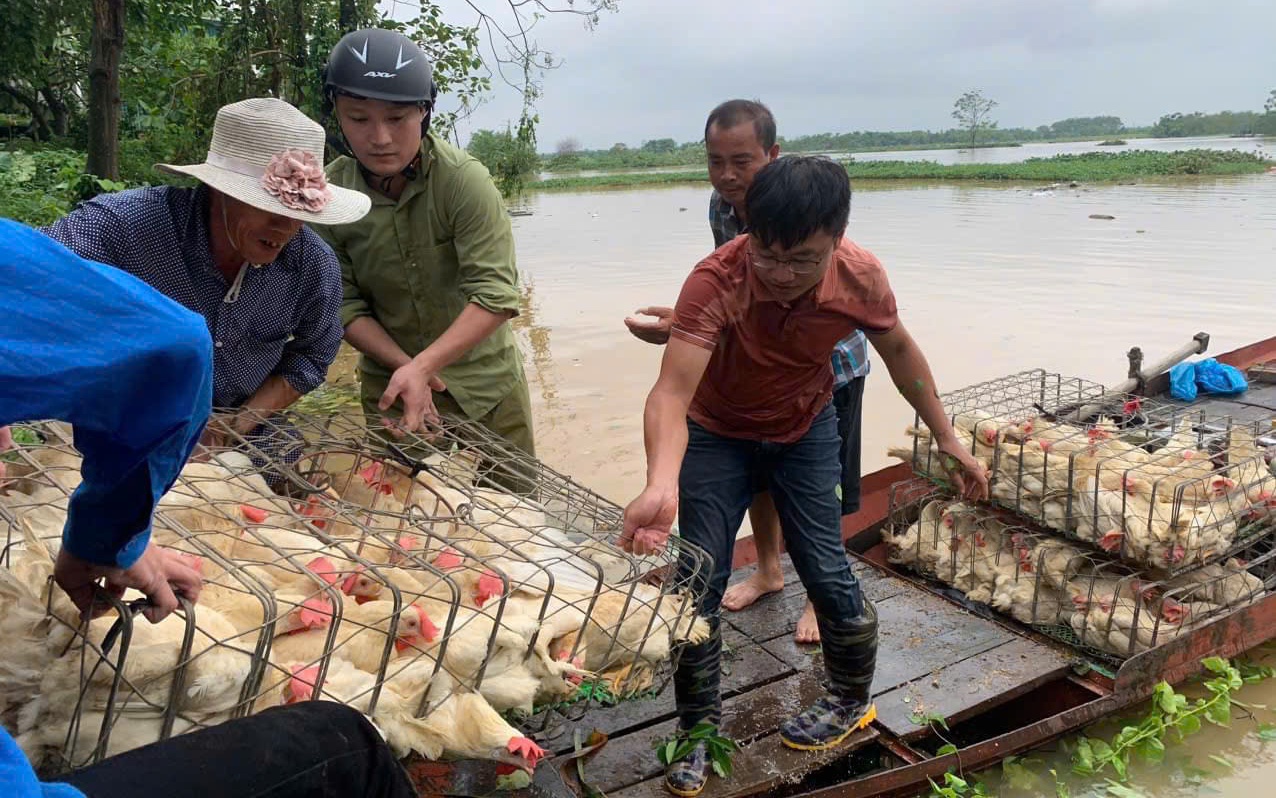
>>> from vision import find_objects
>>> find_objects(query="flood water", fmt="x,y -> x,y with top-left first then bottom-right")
501,173 -> 1276,796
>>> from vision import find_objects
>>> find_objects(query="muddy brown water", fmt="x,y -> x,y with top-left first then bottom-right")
332,171 -> 1276,795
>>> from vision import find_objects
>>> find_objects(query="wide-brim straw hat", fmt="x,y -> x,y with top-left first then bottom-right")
156,97 -> 370,225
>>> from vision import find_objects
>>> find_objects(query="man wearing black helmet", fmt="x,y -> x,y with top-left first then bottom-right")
313,28 -> 533,457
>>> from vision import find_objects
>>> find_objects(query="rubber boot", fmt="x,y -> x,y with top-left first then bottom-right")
779,599 -> 878,751
665,618 -> 721,796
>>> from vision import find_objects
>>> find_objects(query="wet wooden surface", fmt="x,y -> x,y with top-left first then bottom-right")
566,556 -> 1077,797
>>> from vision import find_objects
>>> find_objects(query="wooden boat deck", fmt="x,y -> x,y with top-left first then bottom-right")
559,558 -> 1076,798
403,351 -> 1276,798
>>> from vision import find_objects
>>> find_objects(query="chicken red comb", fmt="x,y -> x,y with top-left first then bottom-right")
432,548 -> 463,571
287,664 -> 320,703
358,462 -> 383,487
299,597 -> 332,629
507,736 -> 546,768
339,569 -> 363,596
305,556 -> 340,586
240,504 -> 269,524
415,605 -> 438,643
476,570 -> 505,607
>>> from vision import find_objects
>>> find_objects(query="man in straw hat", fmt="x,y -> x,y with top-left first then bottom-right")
312,28 -> 534,461
42,97 -> 370,476
0,220 -> 416,798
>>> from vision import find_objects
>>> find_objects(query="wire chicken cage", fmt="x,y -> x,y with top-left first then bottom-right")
892,369 -> 1276,572
0,412 -> 712,775
885,478 -> 1275,664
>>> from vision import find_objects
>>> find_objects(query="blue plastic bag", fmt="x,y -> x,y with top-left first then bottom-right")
1169,362 -> 1198,402
1169,358 -> 1248,402
1195,358 -> 1248,395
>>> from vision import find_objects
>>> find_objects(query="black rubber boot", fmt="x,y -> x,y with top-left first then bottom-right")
665,618 -> 721,796
779,600 -> 878,751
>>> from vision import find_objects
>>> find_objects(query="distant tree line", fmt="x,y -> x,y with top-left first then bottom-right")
541,89 -> 1276,167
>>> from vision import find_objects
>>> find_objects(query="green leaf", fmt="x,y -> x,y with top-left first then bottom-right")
927,778 -> 958,798
1182,765 -> 1213,785
1201,657 -> 1230,675
1257,723 -> 1276,742
1134,736 -> 1165,763
1154,682 -> 1178,715
1072,737 -> 1096,775
1104,780 -> 1148,798
1050,769 -> 1071,798
1002,755 -> 1040,790
1089,737 -> 1115,761
1176,713 -> 1202,737
1110,753 -> 1128,781
944,772 -> 969,791
1208,754 -> 1233,769
1204,699 -> 1232,727
661,740 -> 676,764
711,760 -> 727,778
937,743 -> 958,756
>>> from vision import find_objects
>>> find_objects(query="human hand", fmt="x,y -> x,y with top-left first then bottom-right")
619,484 -> 678,555
936,435 -> 990,501
623,306 -> 674,346
379,361 -> 447,436
54,542 -> 204,624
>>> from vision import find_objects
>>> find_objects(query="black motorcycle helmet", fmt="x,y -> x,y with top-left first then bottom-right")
322,28 -> 438,187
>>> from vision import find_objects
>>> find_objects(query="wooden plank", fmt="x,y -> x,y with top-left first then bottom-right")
579,660 -> 841,793
1236,382 -> 1276,411
608,728 -> 881,798
579,589 -> 1016,791
1184,398 -> 1276,423
761,588 -> 1014,684
549,641 -> 793,753
873,636 -> 1075,740
722,560 -> 910,645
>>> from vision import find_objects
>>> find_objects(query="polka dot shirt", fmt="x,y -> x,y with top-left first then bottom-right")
42,185 -> 344,408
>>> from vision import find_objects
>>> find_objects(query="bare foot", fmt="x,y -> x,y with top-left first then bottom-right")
794,601 -> 821,644
721,571 -> 784,611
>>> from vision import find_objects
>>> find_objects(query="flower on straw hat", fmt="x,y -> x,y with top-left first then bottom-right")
261,149 -> 332,213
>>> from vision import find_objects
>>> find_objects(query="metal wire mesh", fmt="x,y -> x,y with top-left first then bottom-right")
885,477 -> 1276,664
890,370 -> 1276,572
0,412 -> 713,773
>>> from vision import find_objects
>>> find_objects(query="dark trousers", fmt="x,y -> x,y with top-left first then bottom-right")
56,701 -> 415,798
673,403 -> 867,728
834,376 -> 865,516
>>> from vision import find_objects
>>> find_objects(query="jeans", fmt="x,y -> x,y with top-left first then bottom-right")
56,701 -> 415,798
833,376 -> 865,516
673,403 -> 868,728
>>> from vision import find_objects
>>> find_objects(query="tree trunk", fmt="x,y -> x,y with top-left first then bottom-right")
0,83 -> 51,141
339,0 -> 358,31
39,86 -> 70,137
87,0 -> 126,181
289,0 -> 307,107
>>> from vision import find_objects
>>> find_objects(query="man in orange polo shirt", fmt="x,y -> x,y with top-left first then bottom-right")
620,156 -> 988,796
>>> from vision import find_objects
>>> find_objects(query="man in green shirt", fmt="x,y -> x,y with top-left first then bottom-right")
313,28 -> 533,457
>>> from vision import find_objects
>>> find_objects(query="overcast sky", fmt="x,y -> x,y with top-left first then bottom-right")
393,0 -> 1276,150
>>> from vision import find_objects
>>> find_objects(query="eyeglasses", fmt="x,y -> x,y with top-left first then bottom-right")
749,241 -> 831,276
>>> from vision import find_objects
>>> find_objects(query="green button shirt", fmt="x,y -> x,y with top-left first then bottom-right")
314,134 -> 526,420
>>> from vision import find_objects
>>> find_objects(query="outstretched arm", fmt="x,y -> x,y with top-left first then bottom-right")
867,322 -> 989,499
620,338 -> 713,555
0,221 -> 211,621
